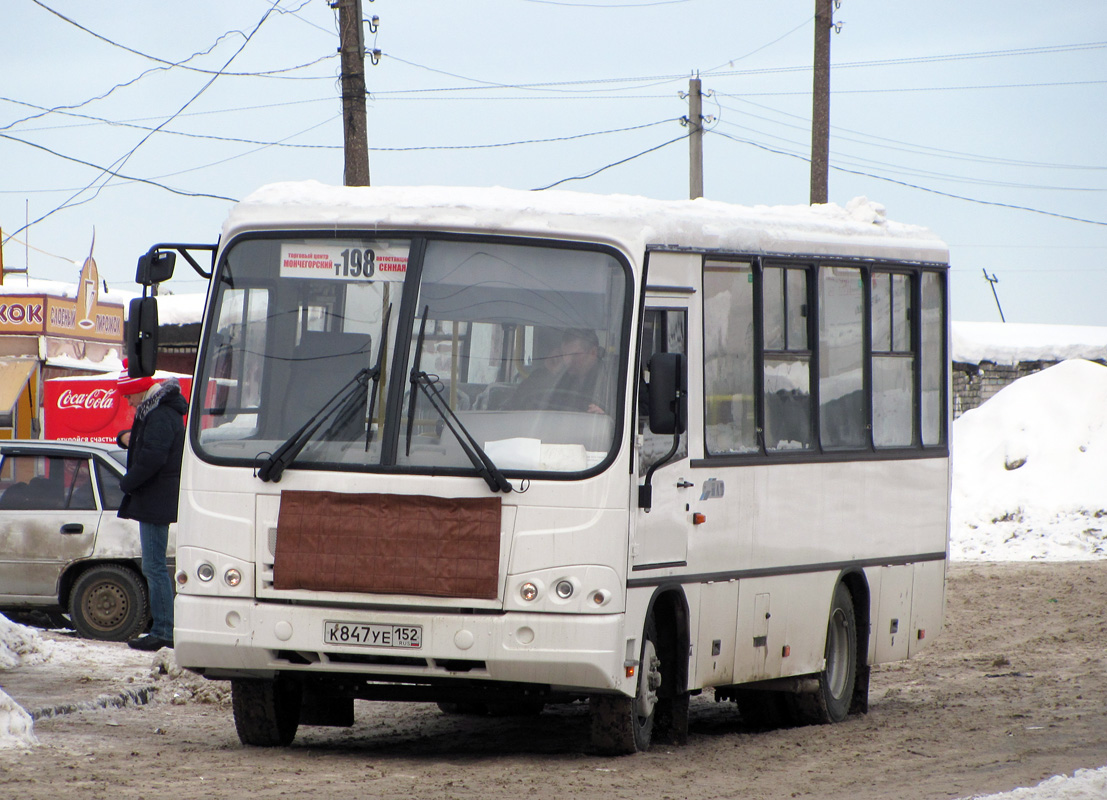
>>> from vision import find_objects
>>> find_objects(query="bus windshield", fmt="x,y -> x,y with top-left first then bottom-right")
194,235 -> 630,477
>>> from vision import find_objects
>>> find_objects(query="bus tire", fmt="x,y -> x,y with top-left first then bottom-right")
590,617 -> 661,754
232,678 -> 301,746
794,582 -> 857,725
68,564 -> 149,642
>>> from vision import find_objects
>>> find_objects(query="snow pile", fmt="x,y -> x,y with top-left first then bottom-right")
0,615 -> 51,750
951,359 -> 1107,561
966,768 -> 1107,800
0,614 -> 53,669
0,690 -> 37,750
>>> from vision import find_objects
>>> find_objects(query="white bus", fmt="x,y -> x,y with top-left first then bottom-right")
129,183 -> 950,754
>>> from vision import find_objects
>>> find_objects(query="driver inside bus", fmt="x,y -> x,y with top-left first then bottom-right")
500,328 -> 609,414
547,329 -> 608,414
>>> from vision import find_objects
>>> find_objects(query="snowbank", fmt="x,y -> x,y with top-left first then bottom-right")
0,615 -> 51,749
966,768 -> 1107,799
951,359 -> 1107,561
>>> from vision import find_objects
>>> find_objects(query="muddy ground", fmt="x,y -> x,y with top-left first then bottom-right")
2,562 -> 1105,800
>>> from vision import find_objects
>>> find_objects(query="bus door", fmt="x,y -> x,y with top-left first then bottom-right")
632,302 -> 691,571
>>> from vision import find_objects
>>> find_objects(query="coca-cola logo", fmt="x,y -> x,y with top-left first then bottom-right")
49,384 -> 126,435
57,388 -> 116,410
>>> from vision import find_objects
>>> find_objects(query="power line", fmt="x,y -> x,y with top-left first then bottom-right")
534,132 -> 689,190
713,118 -> 1105,192
714,96 -> 1107,171
373,119 -> 680,152
30,0 -> 329,78
0,133 -> 238,203
708,129 -> 1107,228
6,4 -> 277,243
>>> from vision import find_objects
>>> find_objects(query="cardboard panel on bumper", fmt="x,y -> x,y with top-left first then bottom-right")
273,491 -> 501,599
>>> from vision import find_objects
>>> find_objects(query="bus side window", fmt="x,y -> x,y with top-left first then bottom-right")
763,266 -> 813,452
872,271 -> 914,448
639,308 -> 687,471
818,266 -> 867,450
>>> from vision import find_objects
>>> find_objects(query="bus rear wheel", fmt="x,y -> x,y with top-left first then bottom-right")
232,677 -> 301,746
793,582 -> 857,725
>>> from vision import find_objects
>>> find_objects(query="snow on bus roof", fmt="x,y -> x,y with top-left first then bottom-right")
227,182 -> 949,264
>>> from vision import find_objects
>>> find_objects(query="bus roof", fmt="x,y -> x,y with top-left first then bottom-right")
225,181 -> 950,265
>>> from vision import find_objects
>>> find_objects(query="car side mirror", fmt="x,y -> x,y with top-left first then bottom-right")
135,250 -> 176,286
126,297 -> 159,377
646,351 -> 686,435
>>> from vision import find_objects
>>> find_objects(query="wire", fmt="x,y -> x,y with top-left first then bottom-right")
2,97 -> 343,151
373,119 -> 680,152
6,5 -> 278,242
534,132 -> 689,190
0,133 -> 238,203
0,232 -> 79,265
702,14 -> 814,75
712,118 -> 1105,192
708,129 -> 1107,228
713,96 -> 1107,171
29,0 -> 332,79
382,53 -> 688,95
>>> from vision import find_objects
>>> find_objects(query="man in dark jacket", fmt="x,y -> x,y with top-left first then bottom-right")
117,372 -> 187,651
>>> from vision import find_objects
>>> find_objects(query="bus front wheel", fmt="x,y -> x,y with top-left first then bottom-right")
232,678 -> 301,746
590,617 -> 661,754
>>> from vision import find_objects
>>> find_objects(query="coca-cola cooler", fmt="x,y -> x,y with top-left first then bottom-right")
44,372 -> 192,444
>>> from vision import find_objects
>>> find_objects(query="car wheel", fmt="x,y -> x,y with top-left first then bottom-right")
68,564 -> 149,642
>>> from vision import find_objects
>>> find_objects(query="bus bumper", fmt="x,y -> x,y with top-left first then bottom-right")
173,594 -> 631,694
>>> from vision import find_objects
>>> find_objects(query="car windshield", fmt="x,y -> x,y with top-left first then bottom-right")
194,236 -> 630,477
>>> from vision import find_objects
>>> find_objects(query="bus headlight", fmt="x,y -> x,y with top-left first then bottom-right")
197,562 -> 215,582
555,580 -> 574,599
224,568 -> 243,587
520,582 -> 539,602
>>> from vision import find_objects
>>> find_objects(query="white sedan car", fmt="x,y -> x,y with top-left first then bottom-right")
0,440 -> 175,641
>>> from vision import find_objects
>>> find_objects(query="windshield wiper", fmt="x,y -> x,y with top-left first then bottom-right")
258,357 -> 379,484
407,306 -> 512,494
364,304 -> 392,451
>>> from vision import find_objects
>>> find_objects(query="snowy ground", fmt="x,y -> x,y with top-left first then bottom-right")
2,358 -> 1107,798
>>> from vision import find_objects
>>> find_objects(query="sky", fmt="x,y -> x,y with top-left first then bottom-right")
0,0 -> 1104,325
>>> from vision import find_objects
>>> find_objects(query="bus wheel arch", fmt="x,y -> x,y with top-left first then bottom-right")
590,586 -> 690,754
792,576 -> 866,725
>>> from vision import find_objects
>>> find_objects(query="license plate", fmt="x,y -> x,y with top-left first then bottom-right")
323,620 -> 422,649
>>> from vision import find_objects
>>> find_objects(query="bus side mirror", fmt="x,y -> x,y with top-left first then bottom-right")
135,250 -> 176,286
126,297 -> 159,377
647,351 -> 686,435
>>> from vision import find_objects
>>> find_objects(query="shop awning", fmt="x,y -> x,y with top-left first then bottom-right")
0,359 -> 36,413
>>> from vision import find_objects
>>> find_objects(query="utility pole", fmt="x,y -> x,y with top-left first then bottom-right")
810,0 -> 833,205
338,0 -> 370,186
687,76 -> 704,199
983,269 -> 1006,322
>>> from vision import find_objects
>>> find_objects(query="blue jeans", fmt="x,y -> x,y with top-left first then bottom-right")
139,522 -> 174,640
